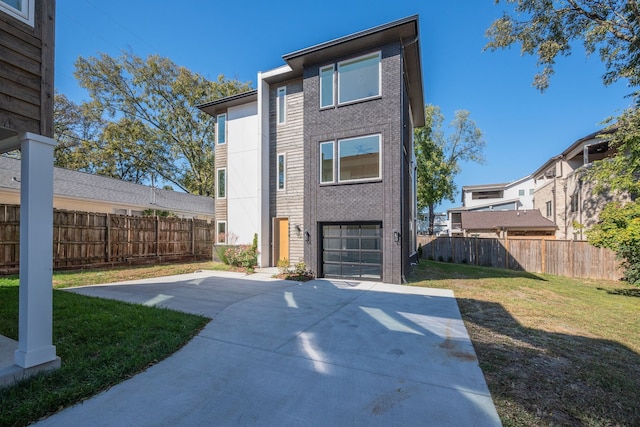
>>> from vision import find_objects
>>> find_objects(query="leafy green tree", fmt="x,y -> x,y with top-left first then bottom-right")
414,105 -> 486,234
73,52 -> 251,195
586,108 -> 640,284
485,0 -> 640,93
588,201 -> 640,284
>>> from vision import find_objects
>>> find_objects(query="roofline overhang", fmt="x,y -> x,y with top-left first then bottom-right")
197,90 -> 258,117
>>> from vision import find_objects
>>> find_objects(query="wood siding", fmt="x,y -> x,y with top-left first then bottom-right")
0,0 -> 55,137
270,79 -> 304,264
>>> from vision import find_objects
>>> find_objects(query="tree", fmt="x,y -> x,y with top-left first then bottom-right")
73,51 -> 252,195
586,108 -> 640,285
414,105 -> 486,234
485,0 -> 640,94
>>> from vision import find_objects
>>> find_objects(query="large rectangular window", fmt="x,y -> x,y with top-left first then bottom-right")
277,87 -> 286,124
320,141 -> 334,184
216,221 -> 227,244
320,65 -> 334,108
216,113 -> 226,145
338,134 -> 381,182
217,168 -> 226,199
277,153 -> 286,191
337,52 -> 380,105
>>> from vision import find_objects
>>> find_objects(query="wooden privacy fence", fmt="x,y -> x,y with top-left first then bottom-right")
418,235 -> 622,281
0,204 -> 215,273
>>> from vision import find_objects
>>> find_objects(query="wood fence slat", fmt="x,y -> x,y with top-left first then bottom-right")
418,235 -> 622,281
0,204 -> 215,272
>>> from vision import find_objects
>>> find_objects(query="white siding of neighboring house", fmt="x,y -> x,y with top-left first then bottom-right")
462,176 -> 535,210
226,101 -> 259,245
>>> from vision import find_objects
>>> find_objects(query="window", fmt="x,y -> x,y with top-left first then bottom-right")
0,0 -> 33,26
472,190 -> 503,200
216,221 -> 227,244
277,87 -> 286,124
337,52 -> 381,104
217,168 -> 226,199
277,153 -> 286,190
216,114 -> 226,145
546,200 -> 552,217
529,189 -> 534,195
570,194 -> 579,212
320,65 -> 334,108
320,141 -> 334,184
338,135 -> 381,182
518,189 -> 525,196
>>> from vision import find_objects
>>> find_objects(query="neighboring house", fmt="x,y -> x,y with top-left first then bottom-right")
0,156 -> 215,220
457,210 -> 557,239
197,16 -> 424,284
448,175 -> 535,236
532,129 -> 628,240
417,211 -> 448,235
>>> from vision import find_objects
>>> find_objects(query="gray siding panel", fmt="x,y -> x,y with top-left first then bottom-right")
269,79 -> 305,265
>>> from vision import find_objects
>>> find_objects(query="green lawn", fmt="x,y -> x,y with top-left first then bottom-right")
0,262 -> 221,426
409,261 -> 640,427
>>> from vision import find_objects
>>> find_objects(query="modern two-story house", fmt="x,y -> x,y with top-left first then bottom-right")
198,16 -> 424,284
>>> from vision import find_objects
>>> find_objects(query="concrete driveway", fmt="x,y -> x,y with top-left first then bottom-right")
37,270 -> 501,426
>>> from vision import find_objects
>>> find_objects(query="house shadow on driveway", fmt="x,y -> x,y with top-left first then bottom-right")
40,271 -> 502,426
456,297 -> 640,426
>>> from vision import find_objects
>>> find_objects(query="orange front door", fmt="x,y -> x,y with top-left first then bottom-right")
273,218 -> 289,265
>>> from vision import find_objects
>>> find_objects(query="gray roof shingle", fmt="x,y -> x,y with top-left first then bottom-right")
0,156 -> 214,216
461,210 -> 557,230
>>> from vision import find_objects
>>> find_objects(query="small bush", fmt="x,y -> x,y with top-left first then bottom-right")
277,258 -> 290,275
447,256 -> 453,263
283,261 -> 314,282
438,255 -> 444,262
417,244 -> 423,260
225,245 -> 257,269
215,245 -> 231,264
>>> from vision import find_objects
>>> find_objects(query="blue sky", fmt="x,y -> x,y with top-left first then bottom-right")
55,1 -> 634,211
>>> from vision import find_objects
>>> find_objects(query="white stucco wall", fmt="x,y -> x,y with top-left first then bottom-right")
226,101 -> 259,245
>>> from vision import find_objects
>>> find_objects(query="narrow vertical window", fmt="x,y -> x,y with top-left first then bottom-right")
320,65 -> 334,108
217,168 -> 226,199
216,113 -> 226,145
277,153 -> 286,191
546,201 -> 552,217
320,141 -> 334,184
277,87 -> 286,124
216,221 -> 227,244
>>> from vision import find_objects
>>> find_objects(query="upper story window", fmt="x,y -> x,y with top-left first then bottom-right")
518,189 -> 525,196
216,113 -> 226,145
217,168 -> 226,199
337,52 -> 381,105
0,0 -> 34,26
570,194 -> 579,212
546,200 -> 553,217
277,153 -> 286,190
529,189 -> 534,195
472,190 -> 503,200
320,134 -> 381,184
320,65 -> 335,108
277,87 -> 286,124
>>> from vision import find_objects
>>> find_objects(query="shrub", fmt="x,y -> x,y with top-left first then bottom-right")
215,245 -> 231,264
224,245 -> 257,269
417,244 -> 423,260
277,258 -> 290,275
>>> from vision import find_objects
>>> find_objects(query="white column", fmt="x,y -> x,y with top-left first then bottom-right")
14,132 -> 58,368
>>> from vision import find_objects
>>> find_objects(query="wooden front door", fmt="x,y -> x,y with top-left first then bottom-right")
273,218 -> 289,265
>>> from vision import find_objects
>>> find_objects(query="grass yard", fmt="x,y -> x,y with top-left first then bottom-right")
409,261 -> 640,427
0,262 -> 224,426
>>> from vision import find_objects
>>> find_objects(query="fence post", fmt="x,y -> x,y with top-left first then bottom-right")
155,216 -> 160,256
541,239 -> 546,274
504,234 -> 509,270
475,237 -> 479,266
106,214 -> 111,263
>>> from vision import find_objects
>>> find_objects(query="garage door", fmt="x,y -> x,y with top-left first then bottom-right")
321,223 -> 382,280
